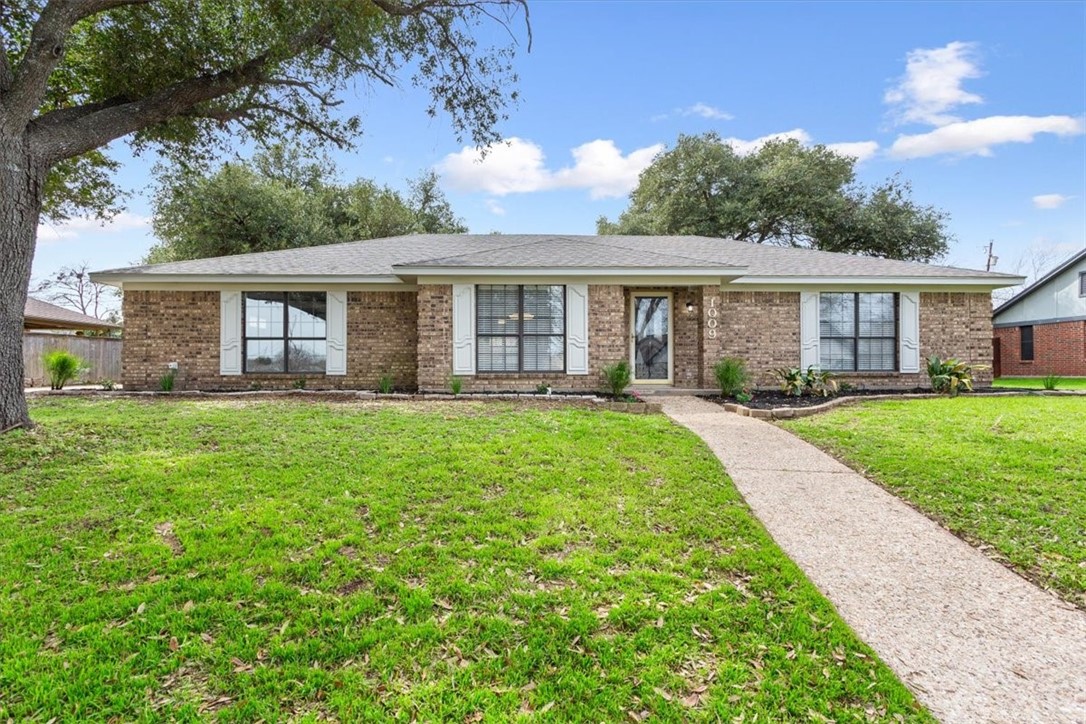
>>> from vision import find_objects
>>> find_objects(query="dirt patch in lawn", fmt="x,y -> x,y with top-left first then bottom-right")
155,522 -> 184,556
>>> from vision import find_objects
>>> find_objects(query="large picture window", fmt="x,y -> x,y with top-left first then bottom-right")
819,292 -> 897,372
477,285 -> 565,373
243,292 -> 327,373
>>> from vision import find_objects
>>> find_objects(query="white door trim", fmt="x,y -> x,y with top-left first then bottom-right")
629,290 -> 674,385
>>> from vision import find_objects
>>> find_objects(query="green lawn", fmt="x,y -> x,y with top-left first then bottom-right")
994,376 -> 1086,390
782,397 -> 1086,606
0,398 -> 927,722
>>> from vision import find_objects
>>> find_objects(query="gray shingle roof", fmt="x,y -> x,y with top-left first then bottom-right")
24,297 -> 121,330
91,234 -> 1022,282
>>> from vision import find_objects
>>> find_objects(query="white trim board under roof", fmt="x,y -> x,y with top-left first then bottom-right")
90,233 -> 1025,289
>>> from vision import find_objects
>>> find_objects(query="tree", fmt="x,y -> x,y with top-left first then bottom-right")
0,0 -> 527,431
598,133 -> 951,262
31,261 -> 116,319
145,150 -> 467,263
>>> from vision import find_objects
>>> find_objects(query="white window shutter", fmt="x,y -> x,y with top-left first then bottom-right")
565,283 -> 590,374
326,291 -> 348,376
899,291 -> 921,373
452,284 -> 476,375
220,291 -> 242,375
799,291 -> 820,369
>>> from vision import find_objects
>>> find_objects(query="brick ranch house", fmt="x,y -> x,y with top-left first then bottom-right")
90,234 -> 1023,392
992,247 -> 1086,377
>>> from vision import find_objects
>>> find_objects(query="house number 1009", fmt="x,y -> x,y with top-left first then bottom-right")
706,296 -> 718,339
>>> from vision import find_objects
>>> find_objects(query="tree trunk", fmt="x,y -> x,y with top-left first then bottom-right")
0,135 -> 46,432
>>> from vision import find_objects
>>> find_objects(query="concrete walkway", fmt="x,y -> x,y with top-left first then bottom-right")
661,396 -> 1086,724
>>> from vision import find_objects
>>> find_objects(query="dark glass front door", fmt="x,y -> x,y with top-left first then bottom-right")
632,295 -> 670,382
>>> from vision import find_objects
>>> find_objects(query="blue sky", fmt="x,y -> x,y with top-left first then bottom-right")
33,0 -> 1086,297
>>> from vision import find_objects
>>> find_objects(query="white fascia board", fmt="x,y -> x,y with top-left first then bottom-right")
413,274 -> 736,286
90,274 -> 409,289
395,266 -> 747,278
726,275 -> 1025,290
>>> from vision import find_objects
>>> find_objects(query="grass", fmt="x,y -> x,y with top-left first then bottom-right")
0,398 -> 929,722
782,397 -> 1086,606
994,376 -> 1086,390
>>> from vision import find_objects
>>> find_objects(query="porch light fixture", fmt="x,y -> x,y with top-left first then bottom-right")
685,300 -> 695,313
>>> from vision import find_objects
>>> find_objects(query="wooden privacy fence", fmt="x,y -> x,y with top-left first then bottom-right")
22,333 -> 122,387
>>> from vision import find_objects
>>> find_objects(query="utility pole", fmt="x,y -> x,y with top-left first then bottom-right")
984,240 -> 998,272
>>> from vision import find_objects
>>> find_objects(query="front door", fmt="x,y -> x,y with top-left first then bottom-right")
631,293 -> 672,384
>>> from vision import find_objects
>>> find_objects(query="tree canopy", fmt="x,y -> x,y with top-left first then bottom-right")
146,148 -> 467,263
597,133 -> 951,263
0,0 -> 527,431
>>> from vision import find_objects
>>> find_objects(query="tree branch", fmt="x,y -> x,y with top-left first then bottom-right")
32,20 -> 335,164
4,0 -> 154,128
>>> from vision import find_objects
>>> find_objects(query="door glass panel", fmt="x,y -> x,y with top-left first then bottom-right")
633,296 -> 669,380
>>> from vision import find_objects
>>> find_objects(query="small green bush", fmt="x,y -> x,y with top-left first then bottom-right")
378,373 -> 394,394
926,355 -> 975,396
99,379 -> 115,391
773,366 -> 838,398
713,357 -> 750,397
43,350 -> 87,390
292,377 -> 307,389
159,370 -> 176,392
1042,374 -> 1060,391
535,382 -> 551,395
450,376 -> 463,395
601,360 -> 631,397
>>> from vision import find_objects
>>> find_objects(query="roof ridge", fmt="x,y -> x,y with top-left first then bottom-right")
578,236 -> 738,266
395,236 -> 570,266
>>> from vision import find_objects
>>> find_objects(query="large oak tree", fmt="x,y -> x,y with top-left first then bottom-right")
0,0 -> 527,431
598,133 -> 952,263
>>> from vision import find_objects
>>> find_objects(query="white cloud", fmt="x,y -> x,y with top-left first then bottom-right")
721,128 -> 812,155
825,141 -> 880,162
889,115 -> 1085,159
484,198 -> 506,216
653,102 -> 734,122
37,212 -> 151,245
885,41 -> 983,126
437,137 -> 663,199
1032,193 -> 1074,210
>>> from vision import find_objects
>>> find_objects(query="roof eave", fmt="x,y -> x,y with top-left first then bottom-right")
728,275 -> 1025,289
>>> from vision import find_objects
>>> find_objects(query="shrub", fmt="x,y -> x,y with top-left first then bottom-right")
159,370 -> 176,392
1042,374 -> 1061,391
450,376 -> 463,395
805,367 -> 839,398
713,357 -> 750,397
292,377 -> 307,389
43,350 -> 87,390
773,366 -> 838,398
926,355 -> 975,396
378,373 -> 394,394
535,382 -> 552,395
99,379 -> 115,391
601,360 -> 631,397
773,367 -> 805,397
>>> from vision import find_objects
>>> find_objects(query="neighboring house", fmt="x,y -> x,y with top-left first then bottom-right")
24,296 -> 121,334
90,234 -> 1022,392
23,297 -> 123,387
992,248 -> 1086,377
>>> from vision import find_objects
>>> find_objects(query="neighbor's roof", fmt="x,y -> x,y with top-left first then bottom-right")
992,247 -> 1086,318
24,297 -> 121,331
91,234 -> 1024,285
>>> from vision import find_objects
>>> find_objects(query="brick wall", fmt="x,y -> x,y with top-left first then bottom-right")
416,284 -> 630,392
708,290 -> 993,389
994,320 -> 1086,377
121,290 -> 418,391
716,291 -> 801,387
122,287 -> 997,392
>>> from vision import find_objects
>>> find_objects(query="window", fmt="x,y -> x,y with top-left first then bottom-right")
819,292 -> 897,371
243,292 -> 327,373
1020,325 -> 1034,361
1079,271 -> 1085,297
476,285 -> 565,373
